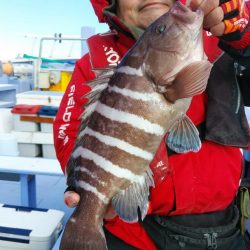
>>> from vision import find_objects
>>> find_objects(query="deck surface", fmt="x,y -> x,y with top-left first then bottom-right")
0,168 -> 250,249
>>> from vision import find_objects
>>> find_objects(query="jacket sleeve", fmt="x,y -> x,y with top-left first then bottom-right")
53,54 -> 96,173
218,1 -> 250,67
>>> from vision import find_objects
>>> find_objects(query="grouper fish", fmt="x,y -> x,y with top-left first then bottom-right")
60,2 -> 212,250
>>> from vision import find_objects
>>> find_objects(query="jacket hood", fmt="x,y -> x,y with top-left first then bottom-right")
89,0 -> 185,39
90,0 -> 144,39
90,0 -> 111,23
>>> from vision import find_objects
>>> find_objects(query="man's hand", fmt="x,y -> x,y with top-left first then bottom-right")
190,0 -> 249,40
64,189 -> 117,219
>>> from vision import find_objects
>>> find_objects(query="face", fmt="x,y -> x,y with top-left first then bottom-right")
116,0 -> 175,29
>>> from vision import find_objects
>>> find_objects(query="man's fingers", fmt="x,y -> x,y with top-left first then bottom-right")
190,0 -> 226,36
64,190 -> 117,218
203,7 -> 224,29
64,191 -> 80,208
210,22 -> 225,36
190,0 -> 219,15
64,190 -> 117,220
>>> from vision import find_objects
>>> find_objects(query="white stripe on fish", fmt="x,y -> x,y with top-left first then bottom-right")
75,166 -> 97,178
79,127 -> 154,161
72,147 -> 145,183
76,180 -> 109,204
116,66 -> 143,77
108,85 -> 162,103
95,101 -> 165,136
75,166 -> 107,186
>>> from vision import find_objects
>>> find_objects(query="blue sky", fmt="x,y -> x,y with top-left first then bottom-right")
0,0 -> 108,60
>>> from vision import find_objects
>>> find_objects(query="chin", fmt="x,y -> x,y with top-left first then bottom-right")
139,9 -> 169,28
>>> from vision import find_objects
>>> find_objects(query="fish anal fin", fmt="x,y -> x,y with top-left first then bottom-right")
112,168 -> 154,222
167,114 -> 201,153
164,60 -> 212,102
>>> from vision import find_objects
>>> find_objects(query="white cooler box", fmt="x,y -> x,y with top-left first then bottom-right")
0,204 -> 64,250
11,131 -> 41,157
32,132 -> 56,159
16,91 -> 63,107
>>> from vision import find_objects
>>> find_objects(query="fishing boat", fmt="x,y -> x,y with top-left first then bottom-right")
0,33 -> 92,250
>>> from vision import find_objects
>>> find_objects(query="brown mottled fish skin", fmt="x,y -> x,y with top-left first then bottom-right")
60,2 -> 212,250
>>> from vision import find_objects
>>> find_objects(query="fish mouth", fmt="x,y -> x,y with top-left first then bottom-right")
138,1 -> 170,11
170,2 -> 204,28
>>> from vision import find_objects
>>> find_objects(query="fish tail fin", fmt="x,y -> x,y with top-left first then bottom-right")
60,214 -> 107,250
166,114 -> 201,153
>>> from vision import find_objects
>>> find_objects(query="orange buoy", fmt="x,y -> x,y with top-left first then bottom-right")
2,63 -> 13,75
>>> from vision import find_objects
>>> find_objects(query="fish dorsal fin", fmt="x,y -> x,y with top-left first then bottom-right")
164,60 -> 212,102
112,167 -> 154,223
166,114 -> 201,153
84,68 -> 114,95
80,68 -> 114,126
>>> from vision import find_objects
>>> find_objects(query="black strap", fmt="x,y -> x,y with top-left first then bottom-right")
104,227 -> 139,250
64,186 -> 77,193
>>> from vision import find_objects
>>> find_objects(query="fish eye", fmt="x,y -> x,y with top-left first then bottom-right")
156,24 -> 166,34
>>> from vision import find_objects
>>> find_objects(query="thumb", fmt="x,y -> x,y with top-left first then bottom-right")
64,191 -> 80,208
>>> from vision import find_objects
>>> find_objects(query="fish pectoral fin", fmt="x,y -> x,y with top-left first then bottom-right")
112,168 -> 154,223
164,60 -> 213,102
166,114 -> 201,153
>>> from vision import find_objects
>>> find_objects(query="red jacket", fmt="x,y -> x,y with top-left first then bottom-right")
53,1 -> 249,249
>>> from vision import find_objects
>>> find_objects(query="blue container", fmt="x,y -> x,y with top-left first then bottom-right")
8,77 -> 33,93
38,106 -> 58,133
0,84 -> 16,108
38,106 -> 58,117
